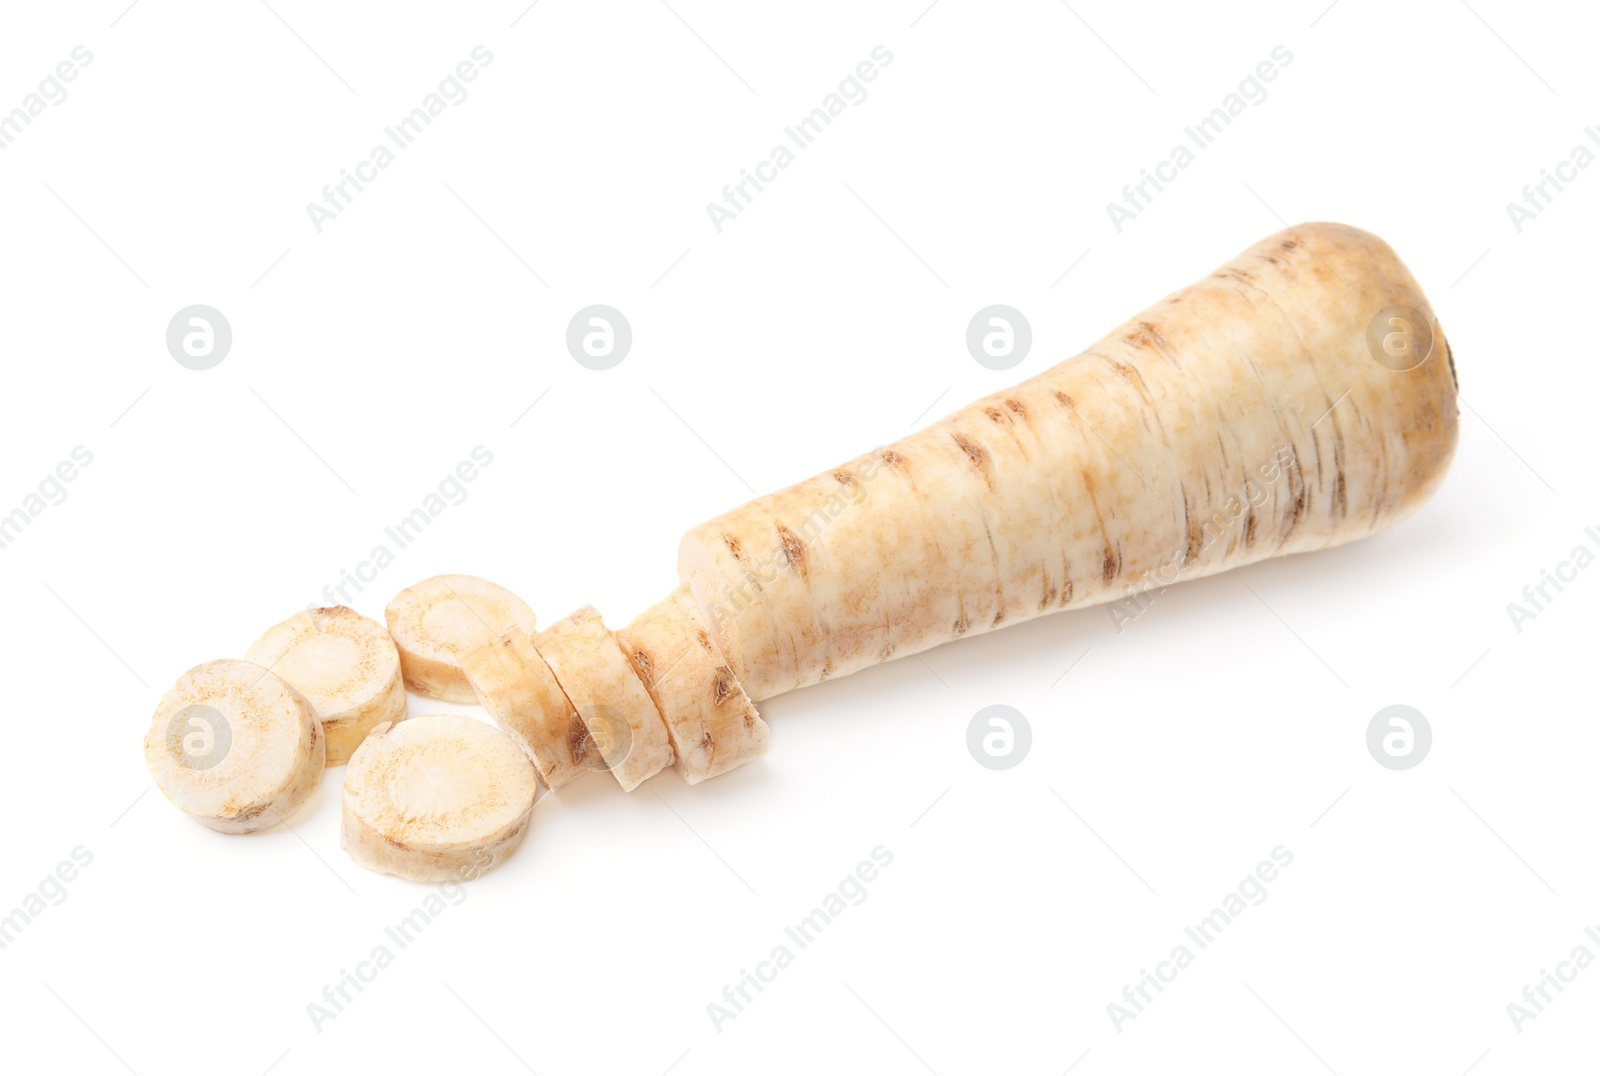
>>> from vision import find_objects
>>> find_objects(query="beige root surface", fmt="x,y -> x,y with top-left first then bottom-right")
678,223 -> 1459,700
460,626 -> 597,790
384,574 -> 535,703
615,586 -> 769,784
534,607 -> 675,792
143,659 -> 325,834
244,605 -> 407,765
341,716 -> 536,881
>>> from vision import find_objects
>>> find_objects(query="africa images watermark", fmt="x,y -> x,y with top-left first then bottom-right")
1106,445 -> 1297,632
1107,844 -> 1295,1032
1505,125 -> 1600,233
0,845 -> 94,952
706,845 -> 895,1031
1504,922 -> 1600,1033
701,446 -> 891,636
0,45 -> 93,151
306,46 -> 494,233
1504,523 -> 1599,634
705,45 -> 894,233
0,445 -> 94,553
306,444 -> 494,610
306,847 -> 493,1031
1105,44 -> 1293,233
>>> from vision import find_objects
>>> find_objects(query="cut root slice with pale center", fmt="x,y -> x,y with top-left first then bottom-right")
535,606 -> 675,792
341,715 -> 537,882
244,606 -> 407,765
384,575 -> 535,703
143,659 -> 325,834
459,626 -> 598,790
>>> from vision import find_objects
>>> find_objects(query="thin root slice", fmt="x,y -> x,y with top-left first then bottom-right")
460,626 -> 598,790
616,586 -> 769,784
341,715 -> 536,881
535,606 -> 674,792
244,606 -> 407,765
385,574 -> 535,703
143,659 -> 325,834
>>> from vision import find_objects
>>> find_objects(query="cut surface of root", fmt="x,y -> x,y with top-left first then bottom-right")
245,606 -> 407,765
342,715 -> 537,881
385,574 -> 535,703
143,659 -> 325,834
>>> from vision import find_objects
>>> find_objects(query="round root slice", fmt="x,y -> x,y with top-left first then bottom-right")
342,716 -> 537,882
244,606 -> 407,765
143,659 -> 325,834
616,586 -> 769,785
459,627 -> 598,790
535,606 -> 674,792
384,575 -> 536,703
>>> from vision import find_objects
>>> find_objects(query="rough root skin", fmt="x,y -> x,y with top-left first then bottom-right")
678,223 -> 1459,700
614,586 -> 769,785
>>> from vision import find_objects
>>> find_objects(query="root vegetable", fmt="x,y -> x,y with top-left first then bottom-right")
534,607 -> 674,792
459,626 -> 598,789
384,574 -> 535,703
677,223 -> 1458,700
244,606 -> 407,765
615,586 -> 769,784
143,222 -> 1464,848
143,659 -> 325,833
341,715 -> 536,881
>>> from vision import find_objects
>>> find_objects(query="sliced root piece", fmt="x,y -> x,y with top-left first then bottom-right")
616,586 -> 769,784
143,659 -> 325,834
341,716 -> 536,882
384,574 -> 536,703
460,626 -> 598,790
535,606 -> 674,792
244,606 -> 407,765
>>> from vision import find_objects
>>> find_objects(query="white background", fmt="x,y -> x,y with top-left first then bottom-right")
0,1 -> 1594,1073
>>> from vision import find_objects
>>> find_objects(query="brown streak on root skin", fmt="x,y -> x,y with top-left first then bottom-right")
1182,492 -> 1203,564
776,524 -> 807,579
1004,398 -> 1027,418
1103,356 -> 1148,397
1333,437 -> 1348,519
1117,320 -> 1181,369
713,669 -> 735,705
880,449 -> 908,471
832,470 -> 858,488
984,406 -> 1008,425
632,648 -> 655,684
1081,470 -> 1120,584
233,802 -> 270,824
951,432 -> 987,470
